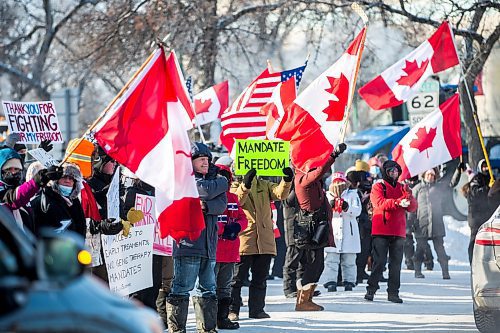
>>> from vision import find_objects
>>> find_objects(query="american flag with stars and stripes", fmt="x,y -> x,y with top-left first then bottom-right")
220,63 -> 307,152
185,76 -> 193,102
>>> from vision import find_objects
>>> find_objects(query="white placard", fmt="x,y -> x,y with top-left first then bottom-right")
102,224 -> 154,296
134,194 -> 173,256
1,100 -> 63,144
28,148 -> 59,167
106,169 -> 120,220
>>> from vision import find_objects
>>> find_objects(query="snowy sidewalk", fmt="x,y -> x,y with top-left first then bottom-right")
185,266 -> 476,332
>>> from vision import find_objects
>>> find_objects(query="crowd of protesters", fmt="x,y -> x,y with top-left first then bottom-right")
3,132 -> 499,333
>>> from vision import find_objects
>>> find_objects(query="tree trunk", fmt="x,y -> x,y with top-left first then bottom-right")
199,0 -> 219,90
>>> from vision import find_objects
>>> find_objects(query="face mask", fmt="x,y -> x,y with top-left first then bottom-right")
370,166 -> 380,177
2,171 -> 21,187
58,184 -> 73,197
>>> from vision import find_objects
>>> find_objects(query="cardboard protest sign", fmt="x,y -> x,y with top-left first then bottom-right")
2,100 -> 63,144
106,169 -> 120,220
234,139 -> 290,176
134,194 -> 173,256
28,148 -> 58,167
102,225 -> 154,296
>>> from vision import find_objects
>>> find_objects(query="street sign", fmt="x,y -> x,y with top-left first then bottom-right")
407,79 -> 440,127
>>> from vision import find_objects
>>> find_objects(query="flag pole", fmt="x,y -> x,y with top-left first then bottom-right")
189,79 -> 208,144
339,4 -> 368,143
60,47 -> 161,165
459,65 -> 495,186
449,19 -> 495,186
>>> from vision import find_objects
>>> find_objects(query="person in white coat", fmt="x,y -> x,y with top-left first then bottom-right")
323,172 -> 362,292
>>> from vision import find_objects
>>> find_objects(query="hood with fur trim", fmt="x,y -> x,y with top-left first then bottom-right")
49,163 -> 83,200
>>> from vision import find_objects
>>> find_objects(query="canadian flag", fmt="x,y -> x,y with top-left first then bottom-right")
192,81 -> 229,126
93,48 -> 205,242
359,21 -> 459,110
275,27 -> 367,172
260,77 -> 297,140
392,94 -> 461,181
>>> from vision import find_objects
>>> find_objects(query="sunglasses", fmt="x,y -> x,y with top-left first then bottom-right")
387,167 -> 399,173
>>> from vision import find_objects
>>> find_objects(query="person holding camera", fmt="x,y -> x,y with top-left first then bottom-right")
229,166 -> 292,320
365,160 -> 417,303
214,162 -> 248,330
293,143 -> 346,311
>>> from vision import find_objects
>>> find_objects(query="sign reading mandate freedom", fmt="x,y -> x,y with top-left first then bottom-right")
235,139 -> 290,176
2,100 -> 63,144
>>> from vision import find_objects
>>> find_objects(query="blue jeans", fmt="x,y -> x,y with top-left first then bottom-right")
170,256 -> 216,297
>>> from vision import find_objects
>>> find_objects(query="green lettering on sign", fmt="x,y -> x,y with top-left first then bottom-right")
234,139 -> 290,176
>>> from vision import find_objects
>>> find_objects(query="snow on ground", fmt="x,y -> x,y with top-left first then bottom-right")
182,216 -> 477,332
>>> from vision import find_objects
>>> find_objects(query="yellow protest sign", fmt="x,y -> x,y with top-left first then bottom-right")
234,139 -> 290,176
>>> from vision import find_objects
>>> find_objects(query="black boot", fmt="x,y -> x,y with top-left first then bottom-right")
166,296 -> 189,333
156,289 -> 168,329
193,296 -> 218,333
388,293 -> 403,303
323,281 -> 337,292
217,297 -> 239,330
364,289 -> 375,301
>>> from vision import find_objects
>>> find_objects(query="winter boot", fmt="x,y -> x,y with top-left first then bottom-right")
364,289 -> 375,301
439,259 -> 451,280
193,296 -> 218,333
166,295 -> 190,333
156,289 -> 168,329
343,282 -> 355,291
413,260 -> 425,278
217,297 -> 239,330
323,281 -> 337,292
388,292 -> 403,303
295,279 -> 324,311
405,259 -> 415,270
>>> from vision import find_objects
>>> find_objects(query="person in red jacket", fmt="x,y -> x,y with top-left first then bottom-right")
215,163 -> 248,330
365,160 -> 417,304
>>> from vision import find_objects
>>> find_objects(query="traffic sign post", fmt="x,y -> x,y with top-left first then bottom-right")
407,79 -> 440,127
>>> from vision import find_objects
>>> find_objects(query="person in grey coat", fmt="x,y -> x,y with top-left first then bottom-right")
166,142 -> 228,333
412,168 -> 450,279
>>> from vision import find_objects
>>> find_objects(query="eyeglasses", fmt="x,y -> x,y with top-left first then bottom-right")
387,167 -> 399,173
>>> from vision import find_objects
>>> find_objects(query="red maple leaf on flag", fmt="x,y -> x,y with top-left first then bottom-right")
194,98 -> 212,114
396,59 -> 430,87
409,126 -> 437,158
322,74 -> 349,121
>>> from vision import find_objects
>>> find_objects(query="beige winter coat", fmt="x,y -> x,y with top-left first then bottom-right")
231,177 -> 291,255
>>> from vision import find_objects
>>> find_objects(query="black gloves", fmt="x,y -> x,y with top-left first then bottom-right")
89,218 -> 121,235
34,165 -> 63,187
39,140 -> 53,152
341,200 -> 349,212
222,223 -> 242,240
282,167 -> 294,182
331,143 -> 347,159
207,164 -> 219,179
458,162 -> 466,172
243,168 -> 256,189
218,168 -> 231,183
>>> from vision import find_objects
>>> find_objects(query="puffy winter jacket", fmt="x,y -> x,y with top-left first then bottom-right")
412,180 -> 446,239
326,188 -> 362,253
174,168 -> 228,260
370,180 -> 417,238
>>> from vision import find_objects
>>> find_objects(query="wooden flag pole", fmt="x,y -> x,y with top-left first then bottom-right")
339,5 -> 368,143
60,46 -> 161,165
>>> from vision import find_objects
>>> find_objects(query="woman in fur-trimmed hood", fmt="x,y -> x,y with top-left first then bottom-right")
31,163 -> 86,237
